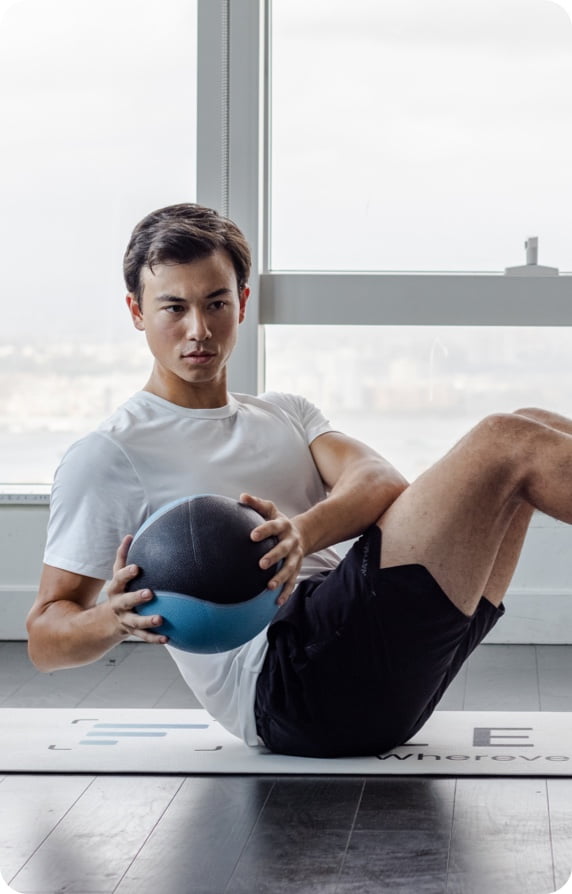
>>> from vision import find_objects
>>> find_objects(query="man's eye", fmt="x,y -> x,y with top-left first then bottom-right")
209,300 -> 227,311
165,304 -> 185,313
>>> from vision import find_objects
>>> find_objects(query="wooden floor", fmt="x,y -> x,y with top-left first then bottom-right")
0,641 -> 571,894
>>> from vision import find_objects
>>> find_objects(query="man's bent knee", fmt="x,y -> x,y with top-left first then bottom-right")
470,412 -> 529,447
463,413 -> 541,485
512,407 -> 550,423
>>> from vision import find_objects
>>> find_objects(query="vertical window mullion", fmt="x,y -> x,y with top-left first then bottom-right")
197,0 -> 264,396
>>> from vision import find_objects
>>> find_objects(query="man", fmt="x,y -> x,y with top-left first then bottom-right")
26,203 -> 572,757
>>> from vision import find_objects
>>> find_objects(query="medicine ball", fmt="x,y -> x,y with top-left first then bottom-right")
126,494 -> 282,653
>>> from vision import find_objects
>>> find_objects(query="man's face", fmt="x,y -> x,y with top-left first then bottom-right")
127,249 -> 249,407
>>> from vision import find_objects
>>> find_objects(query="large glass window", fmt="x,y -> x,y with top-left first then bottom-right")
0,0 -> 197,484
265,325 -> 572,480
270,0 -> 572,272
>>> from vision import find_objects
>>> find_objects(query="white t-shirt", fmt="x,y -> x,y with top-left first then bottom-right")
44,390 -> 341,745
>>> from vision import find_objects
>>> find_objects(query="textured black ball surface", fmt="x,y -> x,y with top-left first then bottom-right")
126,494 -> 279,605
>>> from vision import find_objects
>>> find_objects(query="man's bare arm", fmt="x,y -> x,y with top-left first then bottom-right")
242,431 -> 408,603
27,536 -> 167,672
297,430 -> 409,554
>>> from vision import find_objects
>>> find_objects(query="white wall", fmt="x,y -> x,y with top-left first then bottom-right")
484,512 -> 572,644
0,504 -> 48,639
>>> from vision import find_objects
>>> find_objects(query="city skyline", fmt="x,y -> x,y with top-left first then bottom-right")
4,324 -> 572,484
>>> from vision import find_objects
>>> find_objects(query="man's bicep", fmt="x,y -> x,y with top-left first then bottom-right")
309,430 -> 388,490
32,564 -> 105,619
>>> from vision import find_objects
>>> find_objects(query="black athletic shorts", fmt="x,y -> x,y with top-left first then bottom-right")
254,525 -> 504,758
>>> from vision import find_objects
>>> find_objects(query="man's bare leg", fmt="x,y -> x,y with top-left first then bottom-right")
377,408 -> 572,617
480,502 -> 534,606
480,407 -> 572,605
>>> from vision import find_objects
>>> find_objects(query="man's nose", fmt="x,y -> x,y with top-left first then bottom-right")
186,309 -> 211,341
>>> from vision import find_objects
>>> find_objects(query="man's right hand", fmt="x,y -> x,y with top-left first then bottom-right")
28,538 -> 168,672
106,535 -> 169,644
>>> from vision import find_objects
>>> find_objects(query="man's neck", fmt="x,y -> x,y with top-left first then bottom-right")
142,369 -> 230,410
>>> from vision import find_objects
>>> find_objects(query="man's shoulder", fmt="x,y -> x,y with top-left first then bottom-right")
239,390 -> 307,417
92,391 -> 182,448
57,393 -> 150,466
255,391 -> 329,427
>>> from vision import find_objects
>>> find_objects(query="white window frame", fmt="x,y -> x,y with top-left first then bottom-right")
198,0 -> 572,399
197,0 -> 266,395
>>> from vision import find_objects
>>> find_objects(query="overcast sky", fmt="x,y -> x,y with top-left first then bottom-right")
271,0 -> 572,271
1,0 -> 571,340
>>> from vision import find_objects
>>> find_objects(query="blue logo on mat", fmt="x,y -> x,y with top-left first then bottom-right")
47,717 -> 217,751
79,721 -> 210,746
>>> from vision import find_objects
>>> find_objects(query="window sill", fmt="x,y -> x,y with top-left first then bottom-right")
0,485 -> 50,505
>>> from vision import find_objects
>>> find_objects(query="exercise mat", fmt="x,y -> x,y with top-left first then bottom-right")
0,708 -> 571,775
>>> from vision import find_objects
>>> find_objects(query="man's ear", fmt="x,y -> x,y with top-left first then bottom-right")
126,294 -> 145,331
238,285 -> 250,323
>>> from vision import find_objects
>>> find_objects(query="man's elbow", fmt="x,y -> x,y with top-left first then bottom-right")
26,604 -> 56,672
369,461 -> 408,497
391,476 -> 409,499
26,632 -> 47,673
27,646 -> 52,674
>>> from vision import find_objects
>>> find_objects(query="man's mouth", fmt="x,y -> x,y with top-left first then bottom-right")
181,350 -> 216,363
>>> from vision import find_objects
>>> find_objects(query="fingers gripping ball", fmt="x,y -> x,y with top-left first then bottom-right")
126,494 -> 283,653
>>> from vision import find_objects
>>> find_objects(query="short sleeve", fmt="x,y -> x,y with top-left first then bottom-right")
260,392 -> 335,445
44,432 -> 148,580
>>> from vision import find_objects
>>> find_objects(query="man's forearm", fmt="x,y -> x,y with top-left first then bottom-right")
294,457 -> 408,557
27,599 -> 125,672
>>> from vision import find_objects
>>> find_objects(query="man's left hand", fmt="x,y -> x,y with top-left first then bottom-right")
239,493 -> 304,606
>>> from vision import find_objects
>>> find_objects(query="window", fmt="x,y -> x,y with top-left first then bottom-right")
3,0 -> 571,484
0,0 -> 197,484
269,0 -> 572,272
265,325 -> 572,480
263,0 -> 572,476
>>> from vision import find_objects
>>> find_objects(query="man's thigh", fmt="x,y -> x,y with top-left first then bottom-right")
377,417 -> 525,615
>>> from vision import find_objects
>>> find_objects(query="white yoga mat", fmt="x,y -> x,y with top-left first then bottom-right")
1,708 -> 571,775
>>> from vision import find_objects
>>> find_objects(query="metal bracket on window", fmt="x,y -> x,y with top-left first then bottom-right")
505,236 -> 560,276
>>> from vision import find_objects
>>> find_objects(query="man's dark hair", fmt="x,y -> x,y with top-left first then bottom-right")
123,203 -> 252,305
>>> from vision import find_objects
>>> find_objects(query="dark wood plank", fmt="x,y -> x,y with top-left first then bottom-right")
447,778 -> 554,894
11,775 -> 184,893
355,777 -> 455,831
251,776 -> 363,829
225,824 -> 347,894
115,776 -> 275,894
217,777 -> 363,893
336,829 -> 451,893
547,779 -> 572,892
0,775 -> 95,885
335,779 -> 455,892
